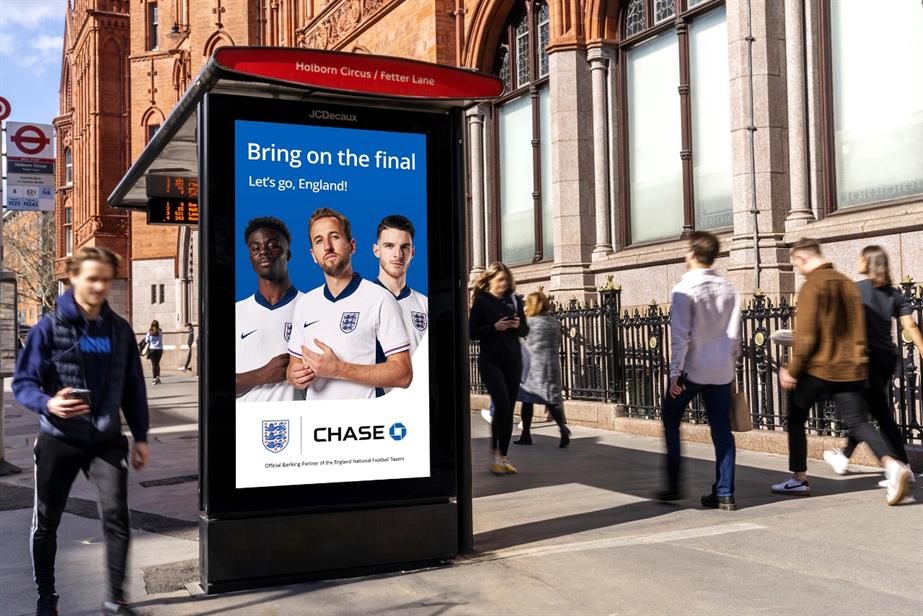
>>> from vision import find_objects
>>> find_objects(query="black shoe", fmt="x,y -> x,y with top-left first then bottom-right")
36,593 -> 59,616
654,488 -> 684,502
701,493 -> 737,511
102,600 -> 139,615
559,426 -> 571,448
513,434 -> 532,445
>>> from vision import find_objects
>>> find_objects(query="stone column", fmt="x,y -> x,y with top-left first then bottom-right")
784,0 -> 814,228
588,47 -> 613,259
466,105 -> 488,278
548,49 -> 597,298
725,0 -> 795,297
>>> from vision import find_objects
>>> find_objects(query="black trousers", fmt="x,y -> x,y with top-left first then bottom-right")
183,348 -> 193,371
843,348 -> 907,463
480,353 -> 521,457
32,432 -> 131,602
787,374 -> 891,473
520,402 -> 567,434
148,349 -> 163,379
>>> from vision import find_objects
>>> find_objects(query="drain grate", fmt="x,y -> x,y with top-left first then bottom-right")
140,474 -> 198,488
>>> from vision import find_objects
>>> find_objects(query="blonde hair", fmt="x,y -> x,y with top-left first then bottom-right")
859,245 -> 892,288
65,246 -> 121,277
524,291 -> 551,317
471,261 -> 514,302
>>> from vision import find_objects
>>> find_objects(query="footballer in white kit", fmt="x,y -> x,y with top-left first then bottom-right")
286,208 -> 413,400
288,274 -> 409,399
236,218 -> 303,402
372,214 -> 428,360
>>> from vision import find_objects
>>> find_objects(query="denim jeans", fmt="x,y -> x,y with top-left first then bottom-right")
662,380 -> 736,497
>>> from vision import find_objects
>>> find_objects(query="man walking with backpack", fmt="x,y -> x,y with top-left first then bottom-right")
13,247 -> 150,616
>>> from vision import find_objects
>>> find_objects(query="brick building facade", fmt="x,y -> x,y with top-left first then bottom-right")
57,0 -> 923,329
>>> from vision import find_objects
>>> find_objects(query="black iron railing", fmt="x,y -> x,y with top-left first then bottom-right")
468,280 -> 923,446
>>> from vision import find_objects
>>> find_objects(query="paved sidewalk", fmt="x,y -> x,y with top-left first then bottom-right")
2,377 -> 921,615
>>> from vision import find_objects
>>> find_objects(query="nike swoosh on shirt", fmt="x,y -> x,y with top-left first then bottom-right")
240,330 -> 257,339
304,320 -> 319,328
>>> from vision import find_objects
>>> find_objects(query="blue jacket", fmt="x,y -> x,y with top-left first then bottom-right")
12,289 -> 149,445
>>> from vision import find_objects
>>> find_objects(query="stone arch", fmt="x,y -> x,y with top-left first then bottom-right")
585,0 -> 620,45
140,106 -> 165,127
463,0 -> 518,71
203,29 -> 235,59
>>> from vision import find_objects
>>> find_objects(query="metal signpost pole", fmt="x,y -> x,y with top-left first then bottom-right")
0,102 -> 23,475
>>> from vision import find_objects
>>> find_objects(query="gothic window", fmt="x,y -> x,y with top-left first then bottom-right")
64,148 -> 73,186
655,0 -> 675,23
147,1 -> 159,51
818,0 -> 923,211
537,1 -> 550,77
619,0 -> 731,244
624,0 -> 645,37
490,1 -> 554,264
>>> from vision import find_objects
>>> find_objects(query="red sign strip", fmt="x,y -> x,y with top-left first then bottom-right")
214,48 -> 503,100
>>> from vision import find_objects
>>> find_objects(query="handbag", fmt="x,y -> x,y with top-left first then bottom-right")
730,385 -> 752,432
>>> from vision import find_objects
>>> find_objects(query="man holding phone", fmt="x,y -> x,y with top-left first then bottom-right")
13,247 -> 150,616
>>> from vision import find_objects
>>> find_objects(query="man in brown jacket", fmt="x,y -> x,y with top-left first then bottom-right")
773,239 -> 911,505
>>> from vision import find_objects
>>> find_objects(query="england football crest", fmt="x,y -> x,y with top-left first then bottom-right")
283,322 -> 292,342
340,312 -> 360,333
411,311 -> 427,332
262,420 -> 289,453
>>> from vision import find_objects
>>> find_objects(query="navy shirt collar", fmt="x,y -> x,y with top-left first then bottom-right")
374,278 -> 411,300
324,273 -> 362,303
254,285 -> 298,310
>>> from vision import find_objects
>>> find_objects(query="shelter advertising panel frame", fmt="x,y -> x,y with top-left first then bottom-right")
199,92 -> 465,519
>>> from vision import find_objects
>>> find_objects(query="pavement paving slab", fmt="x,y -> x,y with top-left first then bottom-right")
2,375 -> 922,615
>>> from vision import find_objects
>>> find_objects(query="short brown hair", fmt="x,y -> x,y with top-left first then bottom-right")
790,238 -> 822,257
65,246 -> 121,277
308,208 -> 352,243
689,231 -> 720,266
524,291 -> 551,317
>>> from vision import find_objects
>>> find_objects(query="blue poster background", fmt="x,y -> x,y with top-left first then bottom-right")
234,119 -> 428,301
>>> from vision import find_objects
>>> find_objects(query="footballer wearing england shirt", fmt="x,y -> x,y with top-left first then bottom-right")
236,217 -> 304,402
372,215 -> 428,354
286,208 -> 412,400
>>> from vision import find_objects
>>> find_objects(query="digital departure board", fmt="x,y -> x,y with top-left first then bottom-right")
147,197 -> 199,225
147,174 -> 199,200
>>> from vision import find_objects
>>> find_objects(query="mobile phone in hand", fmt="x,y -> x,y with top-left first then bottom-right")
67,388 -> 92,405
676,373 -> 688,388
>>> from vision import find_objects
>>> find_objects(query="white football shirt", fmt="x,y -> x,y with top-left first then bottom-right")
236,286 -> 303,402
288,274 -> 411,400
374,279 -> 428,355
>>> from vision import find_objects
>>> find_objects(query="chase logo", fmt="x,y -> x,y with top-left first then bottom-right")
389,422 -> 407,441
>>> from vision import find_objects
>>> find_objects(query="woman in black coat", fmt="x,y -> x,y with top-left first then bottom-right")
469,261 -> 528,475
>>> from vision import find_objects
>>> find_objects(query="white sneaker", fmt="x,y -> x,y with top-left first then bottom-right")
771,477 -> 811,496
878,466 -> 917,488
885,461 -> 911,505
480,409 -> 493,424
823,449 -> 850,475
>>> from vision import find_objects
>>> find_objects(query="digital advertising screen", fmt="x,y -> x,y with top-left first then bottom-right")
232,117 -> 431,489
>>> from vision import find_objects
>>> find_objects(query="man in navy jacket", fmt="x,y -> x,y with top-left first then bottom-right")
13,246 -> 149,616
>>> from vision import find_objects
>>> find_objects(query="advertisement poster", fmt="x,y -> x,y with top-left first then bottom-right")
233,118 -> 430,489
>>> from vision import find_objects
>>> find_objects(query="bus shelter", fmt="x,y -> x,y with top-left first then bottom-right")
108,47 -> 501,593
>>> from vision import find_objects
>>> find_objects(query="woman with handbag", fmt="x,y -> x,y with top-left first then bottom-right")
469,262 -> 528,475
514,291 -> 570,448
141,320 -> 164,385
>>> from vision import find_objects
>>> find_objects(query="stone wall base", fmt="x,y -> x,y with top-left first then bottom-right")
470,394 -> 922,472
